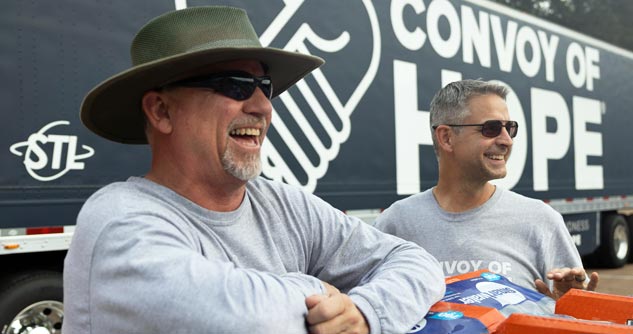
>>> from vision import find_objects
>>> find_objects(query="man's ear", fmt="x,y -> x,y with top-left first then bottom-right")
435,125 -> 454,153
142,90 -> 173,135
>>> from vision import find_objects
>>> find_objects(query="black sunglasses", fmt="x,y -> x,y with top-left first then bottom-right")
167,71 -> 273,101
433,120 -> 518,138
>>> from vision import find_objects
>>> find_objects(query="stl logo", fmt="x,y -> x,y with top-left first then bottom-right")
9,120 -> 95,182
176,0 -> 381,192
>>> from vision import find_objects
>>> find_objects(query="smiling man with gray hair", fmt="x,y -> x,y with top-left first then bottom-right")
375,79 -> 599,303
62,6 -> 444,334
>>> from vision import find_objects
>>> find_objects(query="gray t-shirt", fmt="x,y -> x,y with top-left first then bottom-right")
63,176 -> 445,334
374,187 -> 583,289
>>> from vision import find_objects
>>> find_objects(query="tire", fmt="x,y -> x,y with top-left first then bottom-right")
593,214 -> 630,268
627,215 -> 633,263
0,271 -> 63,334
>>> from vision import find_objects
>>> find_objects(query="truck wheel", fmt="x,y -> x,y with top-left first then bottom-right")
594,214 -> 630,268
0,271 -> 63,334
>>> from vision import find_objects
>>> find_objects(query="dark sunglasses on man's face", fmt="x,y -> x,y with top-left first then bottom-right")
434,120 -> 519,138
168,71 -> 273,101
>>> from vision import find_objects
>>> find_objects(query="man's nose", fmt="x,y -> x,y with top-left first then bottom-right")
496,126 -> 514,146
243,88 -> 273,116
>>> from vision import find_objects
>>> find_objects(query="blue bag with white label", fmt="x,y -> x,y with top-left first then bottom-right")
410,270 -> 557,333
442,270 -> 555,317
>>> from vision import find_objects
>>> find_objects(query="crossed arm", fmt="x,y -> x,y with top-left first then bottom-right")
306,282 -> 370,334
85,213 -> 443,333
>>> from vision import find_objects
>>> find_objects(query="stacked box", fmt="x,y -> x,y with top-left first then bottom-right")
412,270 -> 633,333
496,313 -> 633,333
555,289 -> 633,325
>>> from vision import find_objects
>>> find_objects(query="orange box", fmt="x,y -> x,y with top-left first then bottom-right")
555,289 -> 633,325
430,301 -> 506,332
445,269 -> 488,284
495,313 -> 633,333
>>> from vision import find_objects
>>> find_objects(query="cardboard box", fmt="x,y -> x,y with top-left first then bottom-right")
495,313 -> 633,334
556,289 -> 633,325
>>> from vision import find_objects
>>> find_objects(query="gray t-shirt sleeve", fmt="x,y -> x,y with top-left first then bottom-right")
539,205 -> 584,276
285,189 -> 445,334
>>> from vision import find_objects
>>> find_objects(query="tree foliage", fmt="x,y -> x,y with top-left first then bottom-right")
490,0 -> 633,51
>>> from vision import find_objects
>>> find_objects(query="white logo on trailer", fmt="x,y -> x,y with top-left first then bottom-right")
9,120 -> 95,182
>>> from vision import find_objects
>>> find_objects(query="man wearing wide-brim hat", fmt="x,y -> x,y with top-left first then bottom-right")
63,6 -> 445,334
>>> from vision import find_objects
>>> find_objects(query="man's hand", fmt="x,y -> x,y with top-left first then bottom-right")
305,282 -> 369,334
535,267 -> 599,300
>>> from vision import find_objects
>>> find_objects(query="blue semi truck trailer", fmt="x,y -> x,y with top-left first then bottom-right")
2,0 -> 633,332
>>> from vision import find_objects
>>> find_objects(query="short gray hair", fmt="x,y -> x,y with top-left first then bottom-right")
429,79 -> 508,156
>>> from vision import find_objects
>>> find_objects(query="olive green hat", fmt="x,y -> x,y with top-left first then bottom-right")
80,6 -> 324,144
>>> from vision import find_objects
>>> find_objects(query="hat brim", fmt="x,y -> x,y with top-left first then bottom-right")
80,47 -> 324,144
